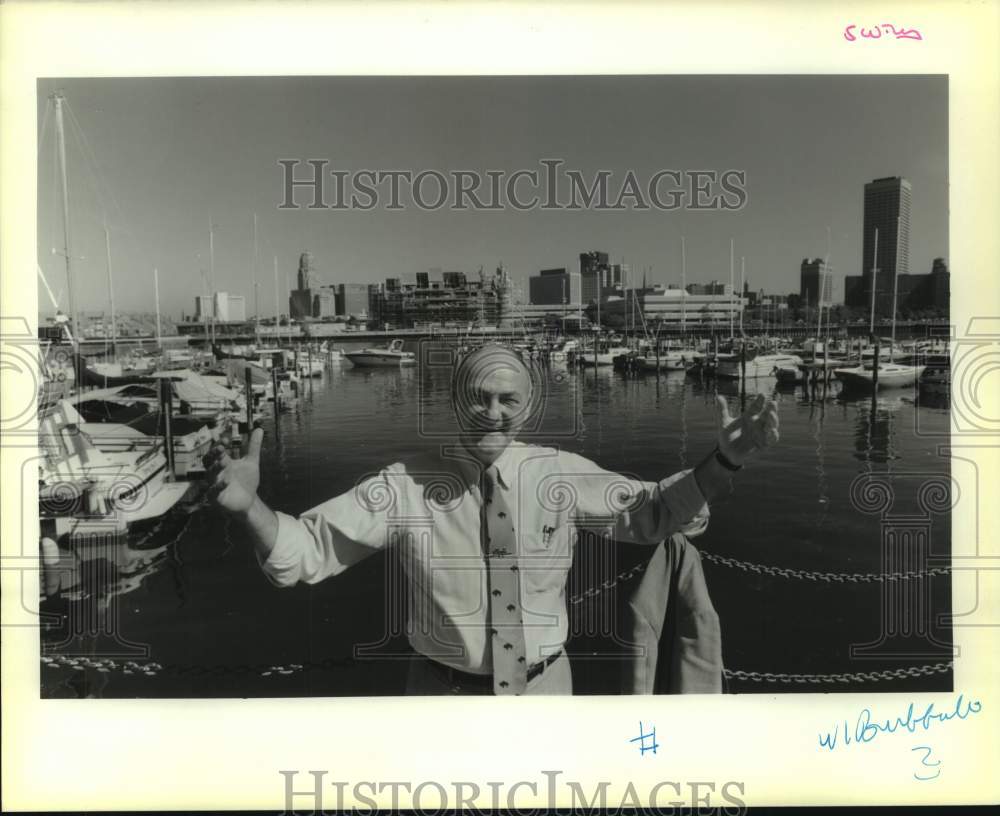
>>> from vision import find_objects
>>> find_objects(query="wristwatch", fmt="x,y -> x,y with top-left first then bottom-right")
714,446 -> 744,471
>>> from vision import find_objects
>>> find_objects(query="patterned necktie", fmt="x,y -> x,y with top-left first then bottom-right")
481,464 -> 528,695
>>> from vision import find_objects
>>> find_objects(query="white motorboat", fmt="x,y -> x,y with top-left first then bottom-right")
716,353 -> 803,379
297,358 -> 325,377
635,350 -> 701,372
833,362 -> 927,390
72,399 -> 213,478
38,401 -> 191,540
344,339 -> 417,367
579,345 -> 631,367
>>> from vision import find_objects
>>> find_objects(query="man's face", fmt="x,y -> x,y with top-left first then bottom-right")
453,348 -> 534,464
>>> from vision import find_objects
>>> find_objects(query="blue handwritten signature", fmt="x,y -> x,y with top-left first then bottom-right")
818,694 -> 982,751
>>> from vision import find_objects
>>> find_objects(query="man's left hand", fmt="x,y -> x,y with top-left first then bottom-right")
715,393 -> 780,467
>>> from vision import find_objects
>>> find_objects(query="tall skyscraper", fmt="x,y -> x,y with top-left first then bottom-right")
800,258 -> 834,306
297,252 -> 315,291
859,176 -> 912,317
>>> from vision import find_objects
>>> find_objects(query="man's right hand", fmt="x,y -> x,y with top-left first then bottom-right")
205,426 -> 264,515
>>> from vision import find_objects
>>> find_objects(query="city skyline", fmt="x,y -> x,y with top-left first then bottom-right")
37,76 -> 948,319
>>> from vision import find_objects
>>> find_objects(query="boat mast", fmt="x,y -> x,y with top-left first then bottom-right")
596,265 -> 602,345
739,255 -> 745,335
889,216 -> 900,361
273,255 -> 280,345
729,238 -> 735,340
869,228 -> 879,336
252,213 -> 260,346
816,230 -> 830,362
52,93 -> 79,347
153,267 -> 162,349
208,217 -> 216,346
104,221 -> 117,361
681,236 -> 687,335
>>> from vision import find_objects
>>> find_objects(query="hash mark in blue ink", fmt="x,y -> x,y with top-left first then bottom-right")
630,722 -> 659,756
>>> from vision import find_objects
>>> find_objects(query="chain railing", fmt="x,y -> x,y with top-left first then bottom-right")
699,550 -> 951,584
41,543 -> 954,686
723,662 -> 954,686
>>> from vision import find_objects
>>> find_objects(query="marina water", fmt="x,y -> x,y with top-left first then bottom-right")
40,344 -> 953,697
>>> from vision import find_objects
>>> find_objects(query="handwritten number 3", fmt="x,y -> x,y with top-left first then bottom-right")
911,746 -> 942,781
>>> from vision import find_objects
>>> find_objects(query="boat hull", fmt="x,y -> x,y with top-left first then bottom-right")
716,355 -> 804,379
834,364 -> 926,390
345,352 -> 416,367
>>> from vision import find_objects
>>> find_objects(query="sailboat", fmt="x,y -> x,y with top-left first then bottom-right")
834,224 -> 925,390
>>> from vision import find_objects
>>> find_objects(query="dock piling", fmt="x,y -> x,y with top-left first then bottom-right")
159,378 -> 175,480
871,335 -> 880,391
244,366 -> 253,430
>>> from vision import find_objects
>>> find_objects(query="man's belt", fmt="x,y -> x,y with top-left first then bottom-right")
423,650 -> 562,692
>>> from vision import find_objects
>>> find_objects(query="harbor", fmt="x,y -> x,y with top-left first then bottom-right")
33,79 -> 953,699
38,333 -> 952,698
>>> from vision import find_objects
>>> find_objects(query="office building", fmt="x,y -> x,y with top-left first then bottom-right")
194,295 -> 214,321
686,281 -> 732,296
529,268 -> 582,306
290,251 -> 319,319
313,288 -> 336,319
849,176 -> 912,316
579,251 -> 611,302
845,256 -> 949,317
297,252 -> 316,291
225,295 -> 246,322
597,287 -> 743,328
800,258 -> 835,307
336,283 -> 370,318
373,265 -> 511,329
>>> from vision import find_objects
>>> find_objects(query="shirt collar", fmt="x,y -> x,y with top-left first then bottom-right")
445,439 -> 520,492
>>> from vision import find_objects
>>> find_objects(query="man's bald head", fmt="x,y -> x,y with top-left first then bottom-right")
452,344 -> 535,465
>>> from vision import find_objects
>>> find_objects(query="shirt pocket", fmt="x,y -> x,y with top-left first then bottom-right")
519,524 -> 573,595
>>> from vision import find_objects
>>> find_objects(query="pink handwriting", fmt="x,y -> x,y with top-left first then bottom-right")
844,24 -> 923,42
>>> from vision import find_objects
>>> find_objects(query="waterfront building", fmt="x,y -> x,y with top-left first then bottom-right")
686,281 -> 732,296
579,250 -> 611,302
194,295 -> 213,320
313,288 -> 336,319
335,283 -> 370,319
288,289 -> 313,320
529,267 -> 582,307
596,287 -> 743,329
800,258 -> 835,307
373,265 -> 510,329
224,294 -> 246,322
846,255 -> 949,318
289,252 -> 319,319
846,176 -> 913,317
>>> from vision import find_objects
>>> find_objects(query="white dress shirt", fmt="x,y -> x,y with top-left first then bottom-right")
260,441 -> 709,673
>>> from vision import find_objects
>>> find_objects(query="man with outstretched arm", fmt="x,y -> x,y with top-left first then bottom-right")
208,345 -> 779,695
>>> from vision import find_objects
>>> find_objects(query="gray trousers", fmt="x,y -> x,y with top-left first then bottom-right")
405,651 -> 573,695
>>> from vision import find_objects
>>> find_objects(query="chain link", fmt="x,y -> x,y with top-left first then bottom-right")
700,550 -> 951,584
567,560 -> 650,605
42,544 -> 952,685
723,661 -> 954,685
41,651 -> 954,687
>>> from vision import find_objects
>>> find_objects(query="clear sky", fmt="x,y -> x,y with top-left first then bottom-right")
37,75 -> 947,320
